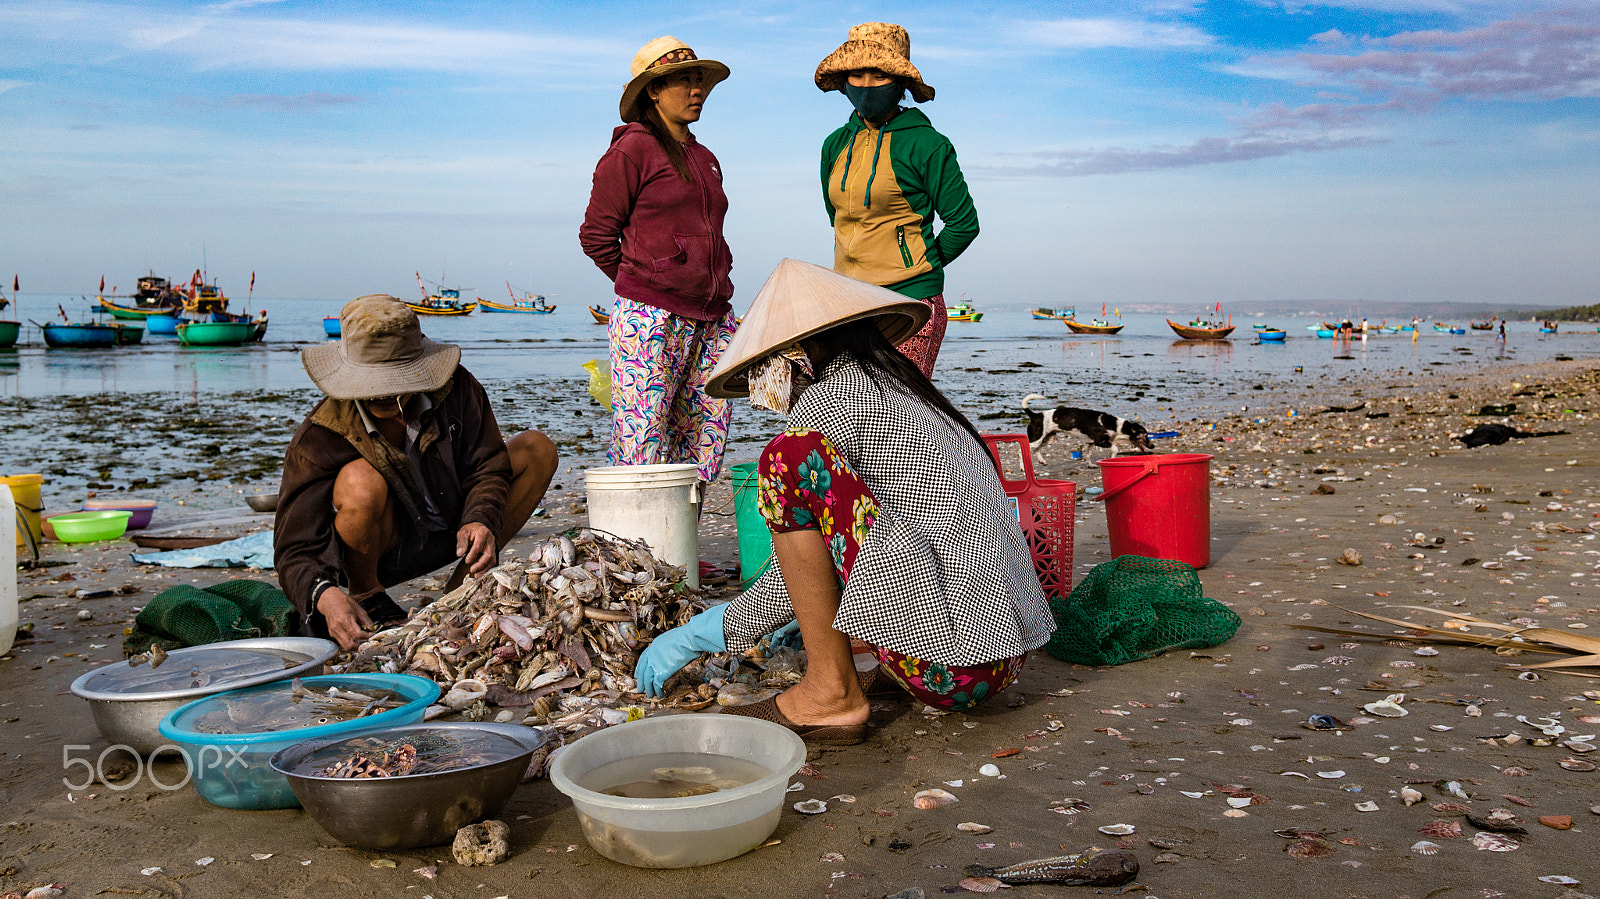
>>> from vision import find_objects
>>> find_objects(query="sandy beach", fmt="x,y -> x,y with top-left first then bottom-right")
4,356 -> 1600,899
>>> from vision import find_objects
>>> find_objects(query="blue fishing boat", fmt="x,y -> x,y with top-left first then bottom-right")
323,316 -> 341,337
146,313 -> 183,336
1316,329 -> 1336,338
1257,328 -> 1287,341
41,321 -> 120,348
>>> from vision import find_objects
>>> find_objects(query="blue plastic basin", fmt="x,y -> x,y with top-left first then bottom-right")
158,673 -> 440,810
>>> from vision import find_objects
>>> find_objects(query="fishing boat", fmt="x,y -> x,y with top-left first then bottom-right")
180,273 -> 231,315
0,291 -> 17,348
146,313 -> 183,336
589,304 -> 610,325
98,273 -> 187,319
1031,307 -> 1073,320
409,273 -> 476,315
1470,317 -> 1497,331
1169,319 -> 1234,339
1257,328 -> 1287,341
40,321 -> 121,348
1064,304 -> 1122,334
405,290 -> 476,316
1316,328 -> 1337,338
1064,318 -> 1123,334
176,320 -> 256,347
209,309 -> 269,341
323,316 -> 341,337
947,301 -> 982,322
481,282 -> 557,314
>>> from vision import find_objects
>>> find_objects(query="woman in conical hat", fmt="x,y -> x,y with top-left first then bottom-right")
813,23 -> 979,377
578,36 -> 737,485
634,260 -> 1053,744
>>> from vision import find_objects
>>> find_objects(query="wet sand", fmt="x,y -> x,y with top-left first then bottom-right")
3,358 -> 1600,898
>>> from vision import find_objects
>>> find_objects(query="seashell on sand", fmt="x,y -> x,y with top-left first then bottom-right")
959,877 -> 1003,893
914,788 -> 959,809
1098,823 -> 1136,835
1470,831 -> 1519,852
1410,840 -> 1441,856
1559,757 -> 1597,772
957,822 -> 993,834
1418,820 -> 1463,838
793,799 -> 828,815
1400,787 -> 1424,806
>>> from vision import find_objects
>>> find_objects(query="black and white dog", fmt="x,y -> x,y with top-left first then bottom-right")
1022,394 -> 1155,464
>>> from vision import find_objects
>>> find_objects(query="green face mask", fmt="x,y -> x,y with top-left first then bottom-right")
844,82 -> 901,123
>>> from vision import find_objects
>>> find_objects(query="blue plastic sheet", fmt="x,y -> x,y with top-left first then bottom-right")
131,530 -> 275,569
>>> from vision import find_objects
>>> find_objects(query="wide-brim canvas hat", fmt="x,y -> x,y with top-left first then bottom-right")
619,36 -> 731,123
706,259 -> 931,398
814,22 -> 934,103
301,295 -> 460,400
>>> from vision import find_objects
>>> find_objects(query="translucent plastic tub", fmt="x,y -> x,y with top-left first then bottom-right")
158,673 -> 440,810
549,714 -> 805,868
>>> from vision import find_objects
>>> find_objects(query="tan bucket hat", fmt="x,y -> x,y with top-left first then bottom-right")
706,259 -> 931,398
619,36 -> 731,123
301,295 -> 460,400
814,22 -> 934,103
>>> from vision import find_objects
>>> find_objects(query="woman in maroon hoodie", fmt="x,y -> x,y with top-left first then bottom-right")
580,36 -> 736,485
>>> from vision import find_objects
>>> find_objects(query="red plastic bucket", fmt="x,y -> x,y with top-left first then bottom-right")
1095,453 -> 1212,568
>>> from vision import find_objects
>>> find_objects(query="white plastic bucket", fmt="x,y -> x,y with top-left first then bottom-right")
585,464 -> 702,588
1,487 -> 18,658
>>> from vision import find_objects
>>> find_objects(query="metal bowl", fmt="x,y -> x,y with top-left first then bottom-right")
245,493 -> 278,513
270,722 -> 548,850
70,637 -> 338,756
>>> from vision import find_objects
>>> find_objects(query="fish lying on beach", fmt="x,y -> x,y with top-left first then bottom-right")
964,849 -> 1139,886
1455,422 -> 1569,447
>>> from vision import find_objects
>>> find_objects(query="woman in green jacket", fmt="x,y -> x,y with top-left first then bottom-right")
814,22 -> 979,376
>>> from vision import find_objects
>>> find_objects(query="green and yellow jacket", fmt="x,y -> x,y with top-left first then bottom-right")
821,108 -> 979,300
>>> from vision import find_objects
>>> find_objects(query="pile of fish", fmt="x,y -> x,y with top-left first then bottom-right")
336,530 -> 801,734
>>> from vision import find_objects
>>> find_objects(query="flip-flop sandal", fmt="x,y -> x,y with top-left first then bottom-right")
721,696 -> 867,746
856,665 -> 905,699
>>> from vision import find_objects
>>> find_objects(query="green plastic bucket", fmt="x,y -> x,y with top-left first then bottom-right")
730,462 -> 772,589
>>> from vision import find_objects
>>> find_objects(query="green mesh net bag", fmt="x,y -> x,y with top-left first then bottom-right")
1045,555 -> 1241,666
124,579 -> 297,656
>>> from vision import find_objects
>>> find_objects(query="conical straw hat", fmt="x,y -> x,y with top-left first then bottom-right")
706,258 -> 930,398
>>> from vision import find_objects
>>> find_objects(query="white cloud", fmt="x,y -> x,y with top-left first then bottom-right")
1018,17 -> 1213,50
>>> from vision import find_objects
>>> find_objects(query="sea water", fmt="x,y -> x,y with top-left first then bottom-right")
576,750 -> 777,868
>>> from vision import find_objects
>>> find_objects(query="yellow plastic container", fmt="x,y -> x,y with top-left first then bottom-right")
1,474 -> 43,553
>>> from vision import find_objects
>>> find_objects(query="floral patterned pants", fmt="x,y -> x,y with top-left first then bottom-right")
608,297 -> 738,482
757,427 -> 1024,711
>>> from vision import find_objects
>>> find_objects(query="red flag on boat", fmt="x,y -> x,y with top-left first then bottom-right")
249,271 -> 255,291
100,275 -> 106,292
12,276 -> 17,293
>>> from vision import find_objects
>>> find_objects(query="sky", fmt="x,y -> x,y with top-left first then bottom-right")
1,0 -> 1597,312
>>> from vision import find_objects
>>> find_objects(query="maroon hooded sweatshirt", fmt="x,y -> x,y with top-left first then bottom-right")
579,123 -> 734,320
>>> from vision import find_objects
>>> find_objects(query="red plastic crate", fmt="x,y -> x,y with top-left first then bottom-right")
982,434 -> 1076,598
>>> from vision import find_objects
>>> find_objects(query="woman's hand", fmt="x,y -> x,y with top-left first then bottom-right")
634,604 -> 729,697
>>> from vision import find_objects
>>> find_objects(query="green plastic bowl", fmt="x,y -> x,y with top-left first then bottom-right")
50,510 -> 133,543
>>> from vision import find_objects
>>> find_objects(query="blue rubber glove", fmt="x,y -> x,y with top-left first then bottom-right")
634,604 -> 729,698
769,620 -> 803,650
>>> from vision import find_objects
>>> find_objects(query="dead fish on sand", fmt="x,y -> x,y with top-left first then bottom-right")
964,849 -> 1139,886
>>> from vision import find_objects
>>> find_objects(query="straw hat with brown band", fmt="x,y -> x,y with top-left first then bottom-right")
619,36 -> 731,123
706,258 -> 931,399
301,295 -> 460,400
813,22 -> 934,103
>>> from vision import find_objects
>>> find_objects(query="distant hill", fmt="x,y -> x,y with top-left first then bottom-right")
1035,300 -> 1557,320
1527,303 -> 1600,322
